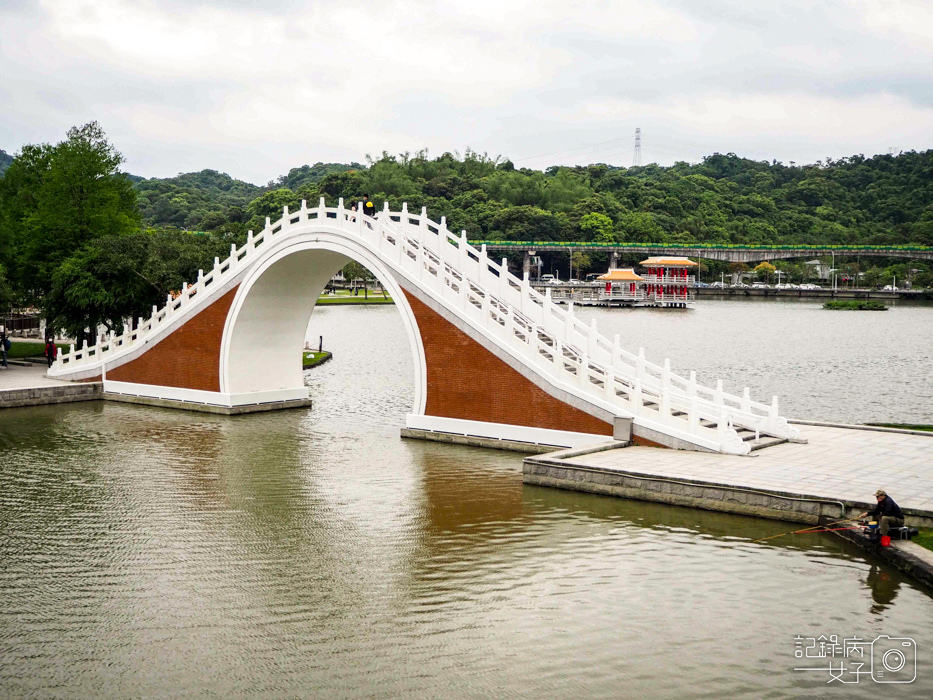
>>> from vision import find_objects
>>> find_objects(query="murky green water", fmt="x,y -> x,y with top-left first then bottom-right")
1,304 -> 931,698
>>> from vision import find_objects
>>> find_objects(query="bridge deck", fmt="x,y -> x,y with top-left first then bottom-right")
524,424 -> 933,527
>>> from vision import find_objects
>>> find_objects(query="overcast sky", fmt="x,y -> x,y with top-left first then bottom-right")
2,0 -> 932,183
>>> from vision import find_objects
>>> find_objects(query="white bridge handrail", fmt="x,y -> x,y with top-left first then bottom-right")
52,199 -> 799,453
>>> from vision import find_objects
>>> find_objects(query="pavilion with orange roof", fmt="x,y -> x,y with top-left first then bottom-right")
596,268 -> 644,302
640,256 -> 698,307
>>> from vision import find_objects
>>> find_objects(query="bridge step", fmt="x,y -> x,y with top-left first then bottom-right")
735,428 -> 787,451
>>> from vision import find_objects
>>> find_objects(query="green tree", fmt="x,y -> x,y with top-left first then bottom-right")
579,212 -> 615,242
342,261 -> 378,298
0,122 -> 140,303
45,230 -> 231,344
246,188 -> 302,223
0,263 -> 11,310
621,212 -> 665,243
570,251 -> 592,279
753,261 -> 777,282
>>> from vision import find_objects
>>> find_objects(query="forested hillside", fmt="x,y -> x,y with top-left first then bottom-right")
271,162 -> 364,191
187,149 -> 933,248
5,142 -> 931,246
134,169 -> 263,229
2,126 -> 931,335
0,149 -> 13,177
132,162 -> 363,229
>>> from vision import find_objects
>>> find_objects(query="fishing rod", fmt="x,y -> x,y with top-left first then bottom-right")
752,518 -> 859,543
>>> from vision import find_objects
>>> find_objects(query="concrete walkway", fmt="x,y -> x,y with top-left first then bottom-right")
524,424 -> 933,527
0,364 -> 100,409
0,363 -> 70,389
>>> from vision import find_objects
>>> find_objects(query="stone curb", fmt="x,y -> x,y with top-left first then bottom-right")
522,457 -> 933,530
832,528 -> 933,592
0,383 -> 102,409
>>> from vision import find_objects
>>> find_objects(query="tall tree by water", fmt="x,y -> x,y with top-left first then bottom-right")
0,122 -> 140,304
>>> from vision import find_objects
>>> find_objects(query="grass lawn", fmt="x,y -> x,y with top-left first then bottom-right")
302,350 -> 332,369
866,423 -> 933,432
914,529 -> 933,553
7,341 -> 74,358
317,293 -> 394,305
8,341 -> 44,358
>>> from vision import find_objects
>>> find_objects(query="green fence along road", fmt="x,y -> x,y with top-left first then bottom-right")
471,241 -> 933,263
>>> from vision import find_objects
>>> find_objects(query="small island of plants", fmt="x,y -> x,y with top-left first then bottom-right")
823,300 -> 887,310
302,351 -> 333,369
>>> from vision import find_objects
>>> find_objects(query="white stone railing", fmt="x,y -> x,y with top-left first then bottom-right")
642,274 -> 696,285
51,199 -> 799,453
643,291 -> 696,303
379,206 -> 797,452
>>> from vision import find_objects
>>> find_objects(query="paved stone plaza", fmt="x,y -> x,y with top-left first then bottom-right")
0,365 -> 100,409
525,424 -> 933,525
0,364 -> 72,390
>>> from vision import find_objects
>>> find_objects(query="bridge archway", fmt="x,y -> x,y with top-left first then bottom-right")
51,202 -> 802,453
219,232 -> 427,415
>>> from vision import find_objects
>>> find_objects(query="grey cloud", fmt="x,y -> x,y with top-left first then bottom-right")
1,0 -> 931,183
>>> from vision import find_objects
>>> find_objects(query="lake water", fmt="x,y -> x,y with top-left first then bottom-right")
1,300 -> 931,698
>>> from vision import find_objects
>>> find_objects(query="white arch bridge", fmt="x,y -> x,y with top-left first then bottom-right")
50,200 -> 802,455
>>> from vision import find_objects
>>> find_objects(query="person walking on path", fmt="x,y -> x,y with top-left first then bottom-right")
0,331 -> 9,369
44,336 -> 57,369
858,489 -> 905,537
361,194 -> 375,218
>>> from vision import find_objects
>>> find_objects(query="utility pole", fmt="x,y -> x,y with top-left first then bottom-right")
632,128 -> 642,167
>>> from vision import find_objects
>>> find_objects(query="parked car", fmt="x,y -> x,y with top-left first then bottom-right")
709,281 -> 727,288
695,281 -> 710,288
540,274 -> 556,284
751,282 -> 769,289
882,284 -> 899,291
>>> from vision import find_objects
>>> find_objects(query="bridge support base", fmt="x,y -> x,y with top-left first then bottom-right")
405,414 -> 612,450
102,380 -> 312,414
103,393 -> 313,414
401,428 -> 562,454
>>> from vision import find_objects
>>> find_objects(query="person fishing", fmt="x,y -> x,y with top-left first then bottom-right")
858,489 -> 904,537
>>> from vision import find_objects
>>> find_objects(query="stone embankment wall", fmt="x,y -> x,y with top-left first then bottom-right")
0,383 -> 102,409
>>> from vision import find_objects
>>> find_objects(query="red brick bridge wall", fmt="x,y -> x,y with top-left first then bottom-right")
107,286 -> 239,392
403,291 -> 613,437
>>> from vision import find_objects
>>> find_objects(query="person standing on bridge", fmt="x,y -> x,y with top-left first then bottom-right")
362,194 -> 375,218
858,489 -> 904,537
